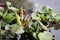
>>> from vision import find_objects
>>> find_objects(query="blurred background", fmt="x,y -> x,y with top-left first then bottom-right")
0,0 -> 60,13
0,0 -> 60,40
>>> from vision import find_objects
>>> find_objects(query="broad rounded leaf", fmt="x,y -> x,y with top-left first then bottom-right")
10,24 -> 19,34
15,26 -> 24,34
55,14 -> 60,22
10,24 -> 24,35
3,14 -> 15,23
41,6 -> 52,15
38,31 -> 53,40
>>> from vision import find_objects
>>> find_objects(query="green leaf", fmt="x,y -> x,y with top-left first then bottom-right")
31,13 -> 41,20
3,14 -> 15,23
29,21 -> 38,32
10,24 -> 24,35
33,32 -> 39,40
6,1 -> 18,11
6,1 -> 11,8
10,24 -> 19,35
0,7 -> 4,16
15,26 -> 24,34
38,31 -> 53,40
33,32 -> 37,38
0,20 -> 7,27
41,6 -> 52,15
3,10 -> 16,23
5,24 -> 10,30
40,14 -> 46,20
0,7 -> 4,13
37,20 -> 47,30
55,14 -> 60,22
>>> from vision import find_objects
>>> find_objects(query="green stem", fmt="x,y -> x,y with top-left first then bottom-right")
35,23 -> 40,40
0,33 -> 2,40
3,10 -> 8,16
36,23 -> 40,33
21,7 -> 24,21
37,20 -> 47,30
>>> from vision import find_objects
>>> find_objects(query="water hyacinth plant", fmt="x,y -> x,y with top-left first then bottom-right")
0,1 -> 60,40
